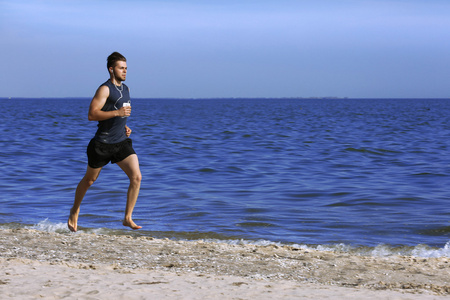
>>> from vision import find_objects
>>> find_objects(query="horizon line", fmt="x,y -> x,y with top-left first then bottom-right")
2,96 -> 450,100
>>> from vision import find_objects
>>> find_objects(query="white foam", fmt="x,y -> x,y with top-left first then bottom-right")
410,241 -> 450,258
29,219 -> 70,233
314,243 -> 353,253
199,238 -> 450,258
27,219 -> 132,236
366,241 -> 450,258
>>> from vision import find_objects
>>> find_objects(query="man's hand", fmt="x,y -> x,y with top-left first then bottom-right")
125,125 -> 132,137
119,105 -> 131,117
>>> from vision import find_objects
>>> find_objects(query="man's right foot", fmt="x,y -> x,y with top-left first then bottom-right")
68,209 -> 78,232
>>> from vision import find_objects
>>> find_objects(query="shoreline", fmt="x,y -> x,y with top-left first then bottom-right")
1,228 -> 449,299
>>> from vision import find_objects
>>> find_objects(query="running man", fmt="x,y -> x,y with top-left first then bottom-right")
68,52 -> 142,232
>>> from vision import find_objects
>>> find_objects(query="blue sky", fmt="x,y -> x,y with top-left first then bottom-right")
1,0 -> 450,98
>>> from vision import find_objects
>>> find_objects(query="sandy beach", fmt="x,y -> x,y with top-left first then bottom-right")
1,228 -> 448,299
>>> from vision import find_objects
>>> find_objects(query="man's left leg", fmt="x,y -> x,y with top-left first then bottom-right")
117,154 -> 142,229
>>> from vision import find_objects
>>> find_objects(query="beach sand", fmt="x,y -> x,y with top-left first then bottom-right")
1,228 -> 448,299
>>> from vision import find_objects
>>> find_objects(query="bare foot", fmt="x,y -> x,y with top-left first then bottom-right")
68,208 -> 79,232
123,219 -> 142,230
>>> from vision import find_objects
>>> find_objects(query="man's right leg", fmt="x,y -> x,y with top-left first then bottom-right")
68,166 -> 102,232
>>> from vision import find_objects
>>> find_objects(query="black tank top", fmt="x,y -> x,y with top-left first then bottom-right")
93,79 -> 130,144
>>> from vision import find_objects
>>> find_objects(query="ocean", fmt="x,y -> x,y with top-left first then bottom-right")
1,98 -> 449,257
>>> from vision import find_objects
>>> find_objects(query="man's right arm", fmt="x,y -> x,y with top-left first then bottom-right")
88,85 -> 129,121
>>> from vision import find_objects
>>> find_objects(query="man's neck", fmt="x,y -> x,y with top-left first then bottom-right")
110,77 -> 122,86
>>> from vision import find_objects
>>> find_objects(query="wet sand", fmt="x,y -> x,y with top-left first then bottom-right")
1,228 -> 448,299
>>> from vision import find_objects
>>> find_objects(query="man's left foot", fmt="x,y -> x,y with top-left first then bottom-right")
123,219 -> 142,230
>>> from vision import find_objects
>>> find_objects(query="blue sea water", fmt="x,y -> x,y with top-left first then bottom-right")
1,98 -> 449,256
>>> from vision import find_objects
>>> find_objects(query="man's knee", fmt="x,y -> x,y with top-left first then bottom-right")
130,173 -> 142,185
83,175 -> 98,186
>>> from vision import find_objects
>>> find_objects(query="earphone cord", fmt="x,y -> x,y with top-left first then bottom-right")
112,73 -> 124,109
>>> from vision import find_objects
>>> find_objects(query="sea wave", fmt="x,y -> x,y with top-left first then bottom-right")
2,219 -> 448,258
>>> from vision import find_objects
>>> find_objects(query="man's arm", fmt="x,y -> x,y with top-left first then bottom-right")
88,85 -> 130,121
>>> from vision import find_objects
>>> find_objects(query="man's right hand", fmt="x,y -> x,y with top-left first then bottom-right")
118,105 -> 131,117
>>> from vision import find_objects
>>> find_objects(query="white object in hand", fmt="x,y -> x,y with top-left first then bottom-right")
123,102 -> 130,117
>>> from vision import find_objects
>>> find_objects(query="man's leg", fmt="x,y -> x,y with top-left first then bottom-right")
117,154 -> 142,229
68,166 -> 102,232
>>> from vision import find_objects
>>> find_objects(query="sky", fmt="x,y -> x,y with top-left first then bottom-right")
1,0 -> 450,98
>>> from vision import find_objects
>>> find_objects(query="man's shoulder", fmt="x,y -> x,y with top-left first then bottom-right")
100,79 -> 112,88
94,84 -> 110,99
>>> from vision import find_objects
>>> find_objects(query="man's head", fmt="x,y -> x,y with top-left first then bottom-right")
107,52 -> 127,83
107,52 -> 126,72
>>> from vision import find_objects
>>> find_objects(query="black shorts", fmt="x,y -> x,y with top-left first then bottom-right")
87,138 -> 136,168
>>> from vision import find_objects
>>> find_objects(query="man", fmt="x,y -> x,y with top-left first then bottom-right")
68,52 -> 142,232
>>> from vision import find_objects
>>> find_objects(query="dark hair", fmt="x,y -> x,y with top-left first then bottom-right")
107,52 -> 126,69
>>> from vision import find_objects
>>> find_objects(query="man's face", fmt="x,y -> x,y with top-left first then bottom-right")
113,60 -> 127,82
